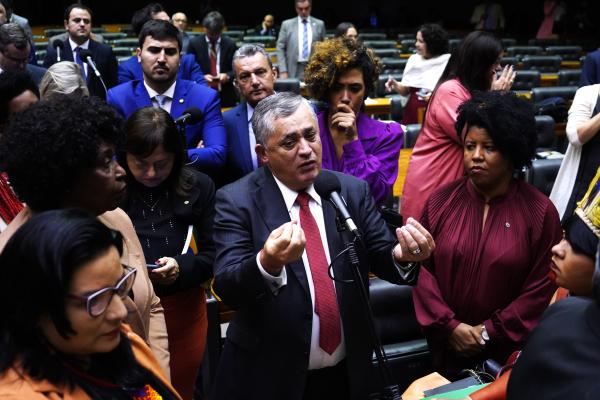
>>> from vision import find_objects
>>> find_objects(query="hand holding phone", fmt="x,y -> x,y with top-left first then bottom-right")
146,263 -> 160,270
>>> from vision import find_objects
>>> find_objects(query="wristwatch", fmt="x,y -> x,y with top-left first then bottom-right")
481,325 -> 490,342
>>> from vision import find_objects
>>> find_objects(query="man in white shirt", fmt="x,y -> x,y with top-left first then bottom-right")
277,0 -> 325,80
211,92 -> 435,400
221,44 -> 277,186
43,3 -> 118,98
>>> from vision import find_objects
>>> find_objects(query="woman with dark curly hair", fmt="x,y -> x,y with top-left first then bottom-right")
0,95 -> 171,378
119,107 -> 215,399
0,209 -> 181,399
401,30 -> 516,221
304,37 -> 403,205
412,91 -> 562,378
385,23 -> 450,124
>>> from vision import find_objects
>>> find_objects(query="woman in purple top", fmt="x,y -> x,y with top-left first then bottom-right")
305,38 -> 403,205
413,91 -> 561,378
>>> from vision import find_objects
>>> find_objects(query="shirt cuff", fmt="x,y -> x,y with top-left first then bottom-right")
483,319 -> 496,341
256,252 -> 287,294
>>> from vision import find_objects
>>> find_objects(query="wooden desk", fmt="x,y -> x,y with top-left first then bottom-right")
394,148 -> 412,197
364,97 -> 391,115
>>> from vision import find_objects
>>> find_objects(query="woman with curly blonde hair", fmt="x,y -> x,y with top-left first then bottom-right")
305,37 -> 403,205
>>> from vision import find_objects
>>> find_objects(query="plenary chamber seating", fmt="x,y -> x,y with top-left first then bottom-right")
558,69 -> 582,86
364,40 -> 398,49
521,55 -> 562,72
506,46 -> 544,58
524,158 -> 563,196
512,70 -> 541,90
534,115 -> 556,151
369,277 -> 432,392
274,78 -> 301,94
545,45 -> 583,61
381,58 -> 407,73
531,86 -> 578,103
403,124 -> 421,148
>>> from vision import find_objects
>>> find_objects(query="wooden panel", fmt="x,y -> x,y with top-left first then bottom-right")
394,148 -> 412,197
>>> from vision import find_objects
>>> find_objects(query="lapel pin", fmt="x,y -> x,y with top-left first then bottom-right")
179,98 -> 184,104
184,200 -> 190,205
505,222 -> 510,228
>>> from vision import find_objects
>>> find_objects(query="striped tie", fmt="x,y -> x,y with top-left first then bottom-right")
302,19 -> 309,60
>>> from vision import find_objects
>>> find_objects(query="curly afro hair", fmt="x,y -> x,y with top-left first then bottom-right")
418,23 -> 449,57
456,91 -> 537,170
304,37 -> 382,103
0,95 -> 125,211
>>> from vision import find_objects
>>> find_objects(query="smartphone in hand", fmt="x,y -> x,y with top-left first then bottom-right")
146,263 -> 160,270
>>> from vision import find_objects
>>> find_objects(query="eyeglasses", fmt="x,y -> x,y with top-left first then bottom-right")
66,266 -> 137,317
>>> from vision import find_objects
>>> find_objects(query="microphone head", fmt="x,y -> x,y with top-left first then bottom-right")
183,107 -> 203,124
52,40 -> 64,50
314,170 -> 341,198
78,49 -> 93,60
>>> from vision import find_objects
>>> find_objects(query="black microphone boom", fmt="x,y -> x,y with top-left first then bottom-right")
314,170 -> 361,238
52,39 -> 64,62
77,49 -> 107,95
174,108 -> 203,126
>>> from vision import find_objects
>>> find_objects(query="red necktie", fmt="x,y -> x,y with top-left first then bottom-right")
296,192 -> 341,354
209,41 -> 219,90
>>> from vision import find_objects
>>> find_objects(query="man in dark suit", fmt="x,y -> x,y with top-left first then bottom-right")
220,44 -> 276,186
188,11 -> 237,107
277,0 -> 325,80
43,4 -> 118,98
107,20 -> 226,177
117,4 -> 207,86
0,23 -> 46,86
580,48 -> 600,86
211,92 -> 434,400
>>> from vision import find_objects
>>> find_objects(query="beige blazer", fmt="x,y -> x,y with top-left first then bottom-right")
0,207 -> 171,379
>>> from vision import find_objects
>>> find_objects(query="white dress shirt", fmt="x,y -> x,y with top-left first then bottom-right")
246,103 -> 259,170
144,80 -> 177,114
296,16 -> 313,63
256,175 -> 345,369
68,37 -> 89,77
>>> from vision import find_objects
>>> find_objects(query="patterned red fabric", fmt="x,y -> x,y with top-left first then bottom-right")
296,192 -> 341,354
0,173 -> 23,225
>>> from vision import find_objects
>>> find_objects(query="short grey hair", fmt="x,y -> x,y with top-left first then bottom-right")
202,11 -> 225,33
0,23 -> 28,52
252,92 -> 316,147
232,44 -> 273,71
39,61 -> 90,100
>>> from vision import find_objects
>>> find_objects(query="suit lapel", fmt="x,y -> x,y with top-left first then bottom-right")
252,168 -> 310,297
133,81 -> 153,109
170,80 -> 188,118
235,104 -> 254,173
62,39 -> 74,62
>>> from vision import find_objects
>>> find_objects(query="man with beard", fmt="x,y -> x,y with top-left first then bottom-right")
107,20 -> 226,176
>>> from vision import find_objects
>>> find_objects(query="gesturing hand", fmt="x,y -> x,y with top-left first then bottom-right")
149,257 -> 180,285
392,217 -> 435,263
491,64 -> 515,92
259,221 -> 306,276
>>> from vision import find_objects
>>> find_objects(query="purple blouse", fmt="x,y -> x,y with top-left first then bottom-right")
317,111 -> 403,204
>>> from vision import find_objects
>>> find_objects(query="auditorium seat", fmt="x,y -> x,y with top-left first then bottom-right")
534,115 -> 556,151
523,158 -> 563,196
531,86 -> 578,103
44,28 -> 65,38
222,30 -> 244,41
369,278 -> 432,391
373,48 -> 400,58
381,58 -> 407,73
274,78 -> 301,94
34,41 -> 48,51
506,46 -> 544,58
376,73 -> 403,97
360,32 -> 387,40
112,46 -> 134,57
448,38 -> 462,53
363,40 -> 398,49
400,39 -> 416,53
397,33 -> 414,42
403,124 -> 421,148
501,38 -> 517,48
557,69 -> 582,86
390,96 -> 404,122
521,55 -> 562,72
528,38 -> 561,47
513,70 -> 541,90
242,35 -> 276,48
545,46 -> 583,61
111,37 -> 138,48
500,56 -> 519,68
102,32 -> 128,41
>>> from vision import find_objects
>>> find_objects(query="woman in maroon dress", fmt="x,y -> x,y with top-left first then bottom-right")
412,91 -> 562,378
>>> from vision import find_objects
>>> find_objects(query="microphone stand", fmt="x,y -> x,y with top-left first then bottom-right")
334,216 -> 402,400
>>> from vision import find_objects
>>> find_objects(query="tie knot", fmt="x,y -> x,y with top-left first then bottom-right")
296,192 -> 311,208
302,19 -> 308,24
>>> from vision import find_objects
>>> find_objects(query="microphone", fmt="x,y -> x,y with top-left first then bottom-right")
78,49 -> 101,77
174,108 -> 203,126
314,170 -> 360,238
78,49 -> 107,94
52,40 -> 64,62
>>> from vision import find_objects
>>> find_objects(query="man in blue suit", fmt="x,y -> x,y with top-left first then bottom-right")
220,44 -> 277,187
0,23 -> 46,86
107,20 -> 226,176
43,4 -> 117,98
117,3 -> 207,86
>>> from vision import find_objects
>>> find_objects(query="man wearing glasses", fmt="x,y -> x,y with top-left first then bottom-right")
0,23 -> 46,85
43,3 -> 118,99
